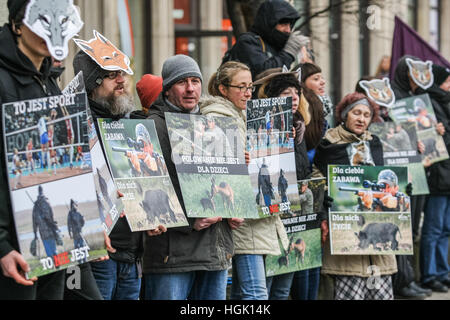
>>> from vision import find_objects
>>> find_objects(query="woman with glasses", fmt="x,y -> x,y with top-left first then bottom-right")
200,61 -> 288,300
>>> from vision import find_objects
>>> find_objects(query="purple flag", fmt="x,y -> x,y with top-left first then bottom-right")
389,16 -> 450,80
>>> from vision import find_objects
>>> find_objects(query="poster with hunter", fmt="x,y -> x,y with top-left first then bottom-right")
246,96 -> 301,218
165,113 -> 258,219
327,165 -> 413,255
388,93 -> 449,166
63,72 -> 124,235
2,93 -> 107,278
97,118 -> 188,231
368,121 -> 429,195
265,178 -> 325,277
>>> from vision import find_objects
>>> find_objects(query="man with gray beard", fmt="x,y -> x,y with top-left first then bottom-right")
72,50 -> 143,300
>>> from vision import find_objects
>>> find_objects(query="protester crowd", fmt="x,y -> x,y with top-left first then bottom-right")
0,0 -> 450,301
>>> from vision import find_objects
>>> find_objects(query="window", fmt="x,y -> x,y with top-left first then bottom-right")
407,0 -> 417,29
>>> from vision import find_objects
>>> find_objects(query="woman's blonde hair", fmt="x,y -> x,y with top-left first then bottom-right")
208,61 -> 251,97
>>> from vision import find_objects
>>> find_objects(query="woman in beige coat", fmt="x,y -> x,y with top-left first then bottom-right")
200,61 -> 288,300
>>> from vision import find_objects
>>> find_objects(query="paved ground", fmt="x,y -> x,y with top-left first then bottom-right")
425,290 -> 450,300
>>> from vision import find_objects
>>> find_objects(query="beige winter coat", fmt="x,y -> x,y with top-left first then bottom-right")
316,125 -> 398,277
199,95 -> 289,255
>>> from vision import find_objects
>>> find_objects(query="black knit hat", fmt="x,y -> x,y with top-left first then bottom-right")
300,63 -> 321,83
432,64 -> 450,86
261,73 -> 302,98
73,50 -> 110,95
7,0 -> 28,23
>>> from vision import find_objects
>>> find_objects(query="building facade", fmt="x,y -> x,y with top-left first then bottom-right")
0,0 -> 449,108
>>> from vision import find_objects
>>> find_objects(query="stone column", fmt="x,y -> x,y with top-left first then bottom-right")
200,0 -> 222,91
0,0 -> 8,25
340,1 -> 360,96
151,0 -> 175,75
416,0 -> 430,42
440,0 -> 450,59
368,0 -> 408,76
309,0 -> 330,88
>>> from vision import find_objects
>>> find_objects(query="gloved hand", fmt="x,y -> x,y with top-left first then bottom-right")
323,194 -> 334,210
283,31 -> 305,59
406,182 -> 413,197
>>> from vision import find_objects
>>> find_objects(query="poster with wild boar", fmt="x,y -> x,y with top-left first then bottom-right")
165,113 -> 258,218
327,165 -> 413,255
2,93 -> 107,278
265,178 -> 325,277
97,118 -> 188,231
388,94 -> 449,166
246,97 -> 301,218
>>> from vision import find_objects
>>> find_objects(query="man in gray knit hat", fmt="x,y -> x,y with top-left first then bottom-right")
134,54 -> 236,300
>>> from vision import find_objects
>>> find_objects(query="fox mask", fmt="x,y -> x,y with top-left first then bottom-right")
74,30 -> 133,75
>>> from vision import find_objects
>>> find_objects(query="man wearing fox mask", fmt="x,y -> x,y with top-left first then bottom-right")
0,0 -> 83,300
73,31 -> 166,300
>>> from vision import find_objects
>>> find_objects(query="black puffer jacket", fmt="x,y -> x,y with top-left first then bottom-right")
224,0 -> 300,78
0,24 -> 61,259
133,95 -> 234,273
89,99 -> 143,264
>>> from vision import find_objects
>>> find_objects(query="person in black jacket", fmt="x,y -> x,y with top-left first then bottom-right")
0,0 -> 67,300
390,55 -> 436,299
223,0 -> 303,79
72,49 -> 145,300
416,64 -> 450,293
132,54 -> 237,300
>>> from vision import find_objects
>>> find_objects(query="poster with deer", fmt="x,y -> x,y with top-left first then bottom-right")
2,93 -> 107,278
327,165 -> 413,255
265,178 -> 325,277
246,96 -> 301,218
388,94 -> 449,166
369,121 -> 429,196
97,118 -> 188,231
165,113 -> 259,218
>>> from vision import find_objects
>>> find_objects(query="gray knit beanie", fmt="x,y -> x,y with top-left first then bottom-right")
162,55 -> 203,93
73,50 -> 110,95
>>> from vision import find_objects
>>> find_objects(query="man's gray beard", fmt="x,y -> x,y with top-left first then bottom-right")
93,92 -> 135,116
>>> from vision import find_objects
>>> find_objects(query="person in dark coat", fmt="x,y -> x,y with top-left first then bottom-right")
389,55 -> 436,299
32,185 -> 61,257
67,199 -> 85,250
416,64 -> 450,293
131,54 -> 235,300
73,48 -> 144,300
0,0 -> 66,299
223,0 -> 303,79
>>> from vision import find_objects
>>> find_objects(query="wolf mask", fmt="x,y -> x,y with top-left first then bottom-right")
23,0 -> 83,61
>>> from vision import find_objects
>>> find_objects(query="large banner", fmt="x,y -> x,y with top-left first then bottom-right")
265,178 -> 324,277
389,94 -> 449,166
327,165 -> 413,255
165,113 -> 258,219
63,72 -> 123,235
2,93 -> 107,278
369,121 -> 429,195
246,97 -> 301,218
97,118 -> 188,231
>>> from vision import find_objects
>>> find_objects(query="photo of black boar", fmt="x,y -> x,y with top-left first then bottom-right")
422,138 -> 440,158
354,222 -> 401,251
140,189 -> 176,225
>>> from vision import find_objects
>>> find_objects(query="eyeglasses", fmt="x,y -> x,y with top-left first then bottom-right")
104,70 -> 126,80
227,85 -> 256,93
